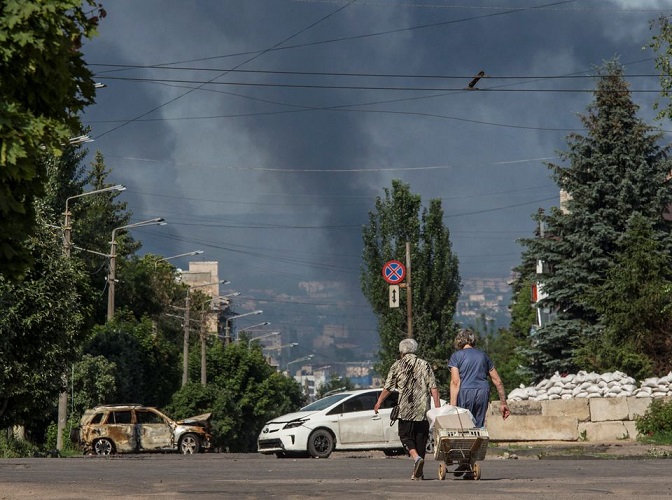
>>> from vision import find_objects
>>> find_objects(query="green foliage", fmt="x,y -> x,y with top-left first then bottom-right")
84,316 -> 180,408
577,214 -> 672,377
70,355 -> 117,420
361,180 -> 460,387
0,430 -> 39,458
650,15 -> 672,121
316,374 -> 356,399
483,328 -> 533,399
0,213 -> 89,429
517,60 -> 672,380
0,0 -> 105,280
635,399 -> 672,444
168,342 -> 305,452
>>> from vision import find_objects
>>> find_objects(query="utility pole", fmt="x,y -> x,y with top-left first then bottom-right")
406,241 -> 412,338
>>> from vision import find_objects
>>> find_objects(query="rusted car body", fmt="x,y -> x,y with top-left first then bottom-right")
72,404 -> 213,455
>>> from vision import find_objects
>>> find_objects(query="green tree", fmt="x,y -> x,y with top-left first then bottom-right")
0,0 -> 105,280
651,15 -> 672,121
518,60 -> 672,379
0,212 -> 89,428
577,214 -> 672,378
84,316 -> 181,408
172,342 -> 305,452
70,354 -> 117,419
315,374 -> 356,399
361,180 -> 461,387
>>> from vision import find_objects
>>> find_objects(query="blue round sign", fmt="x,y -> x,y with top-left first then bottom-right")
382,260 -> 406,284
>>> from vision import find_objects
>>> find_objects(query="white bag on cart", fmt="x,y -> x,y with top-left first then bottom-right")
426,405 -> 476,431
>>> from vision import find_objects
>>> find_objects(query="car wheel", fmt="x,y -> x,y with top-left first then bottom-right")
94,438 -> 114,455
179,433 -> 201,454
307,429 -> 334,458
383,448 -> 405,456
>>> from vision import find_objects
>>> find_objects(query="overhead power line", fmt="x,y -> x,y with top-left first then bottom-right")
94,75 -> 662,93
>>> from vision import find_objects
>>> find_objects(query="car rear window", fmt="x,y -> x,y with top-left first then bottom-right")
89,412 -> 105,424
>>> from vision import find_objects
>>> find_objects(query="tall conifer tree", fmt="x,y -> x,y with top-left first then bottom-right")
518,60 -> 672,379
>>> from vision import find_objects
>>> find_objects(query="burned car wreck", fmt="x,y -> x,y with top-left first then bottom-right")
71,404 -> 213,455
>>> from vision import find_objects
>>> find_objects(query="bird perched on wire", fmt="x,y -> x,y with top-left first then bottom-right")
466,70 -> 485,90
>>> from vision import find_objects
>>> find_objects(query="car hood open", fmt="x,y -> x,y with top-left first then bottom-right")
177,413 -> 212,426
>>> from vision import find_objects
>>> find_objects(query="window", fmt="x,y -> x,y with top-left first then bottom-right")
380,391 -> 398,409
90,412 -> 104,424
110,411 -> 132,424
341,393 -> 377,414
136,410 -> 165,425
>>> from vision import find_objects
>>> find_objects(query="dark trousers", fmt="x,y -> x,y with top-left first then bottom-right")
397,419 -> 430,459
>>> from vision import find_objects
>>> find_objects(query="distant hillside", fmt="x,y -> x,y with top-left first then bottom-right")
456,277 -> 512,330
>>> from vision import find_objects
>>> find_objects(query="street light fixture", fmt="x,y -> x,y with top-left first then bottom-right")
155,250 -> 204,267
222,310 -> 262,344
241,321 -> 271,332
63,184 -> 125,257
265,342 -> 299,351
247,331 -> 280,347
57,184 -> 125,453
286,355 -> 314,372
107,218 -> 166,321
182,279 -> 230,386
237,321 -> 271,342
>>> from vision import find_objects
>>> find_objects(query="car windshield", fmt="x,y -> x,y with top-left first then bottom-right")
300,393 -> 352,411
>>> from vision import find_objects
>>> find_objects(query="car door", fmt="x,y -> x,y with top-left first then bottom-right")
378,390 -> 400,445
332,392 -> 385,445
104,410 -> 137,453
136,409 -> 174,451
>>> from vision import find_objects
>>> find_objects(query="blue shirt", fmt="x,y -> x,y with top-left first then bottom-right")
447,348 -> 494,391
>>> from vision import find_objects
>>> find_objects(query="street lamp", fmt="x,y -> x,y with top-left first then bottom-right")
223,310 -> 262,345
154,250 -> 204,267
248,331 -> 280,347
237,321 -> 271,342
286,355 -> 314,372
183,279 -> 230,386
107,218 -> 166,321
63,184 -> 125,257
265,342 -> 299,351
240,321 -> 271,332
57,184 -> 125,453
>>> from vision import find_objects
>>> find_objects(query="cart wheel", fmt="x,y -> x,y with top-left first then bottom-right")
438,463 -> 447,480
473,463 -> 481,480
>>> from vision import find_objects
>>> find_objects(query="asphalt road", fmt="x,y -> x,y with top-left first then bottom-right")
1,451 -> 671,499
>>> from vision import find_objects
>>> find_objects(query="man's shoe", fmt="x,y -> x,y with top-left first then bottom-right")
412,457 -> 424,480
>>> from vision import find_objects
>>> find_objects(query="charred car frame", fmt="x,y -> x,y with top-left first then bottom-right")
71,404 -> 213,455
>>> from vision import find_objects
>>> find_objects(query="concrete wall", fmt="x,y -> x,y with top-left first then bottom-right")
485,396 -> 670,442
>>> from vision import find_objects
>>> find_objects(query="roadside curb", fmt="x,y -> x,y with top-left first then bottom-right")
488,441 -> 672,460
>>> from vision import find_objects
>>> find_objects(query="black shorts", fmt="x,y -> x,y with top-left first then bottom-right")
397,419 -> 430,458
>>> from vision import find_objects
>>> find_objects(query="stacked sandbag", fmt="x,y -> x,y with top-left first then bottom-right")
507,371 -> 672,401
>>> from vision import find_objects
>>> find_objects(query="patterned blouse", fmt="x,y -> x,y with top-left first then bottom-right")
384,353 -> 437,421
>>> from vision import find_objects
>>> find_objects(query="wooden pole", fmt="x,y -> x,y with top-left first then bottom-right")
406,241 -> 412,338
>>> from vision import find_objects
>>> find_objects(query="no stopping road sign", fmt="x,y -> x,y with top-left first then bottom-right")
382,260 -> 406,284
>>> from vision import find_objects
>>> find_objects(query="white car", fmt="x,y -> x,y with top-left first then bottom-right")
258,388 -> 434,458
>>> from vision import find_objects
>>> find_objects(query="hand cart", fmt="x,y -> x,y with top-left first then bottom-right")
432,414 -> 489,480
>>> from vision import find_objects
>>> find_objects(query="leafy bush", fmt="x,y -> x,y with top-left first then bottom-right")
0,430 -> 39,458
635,399 -> 672,444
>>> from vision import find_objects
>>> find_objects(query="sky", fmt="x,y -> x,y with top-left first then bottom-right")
78,0 -> 672,358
